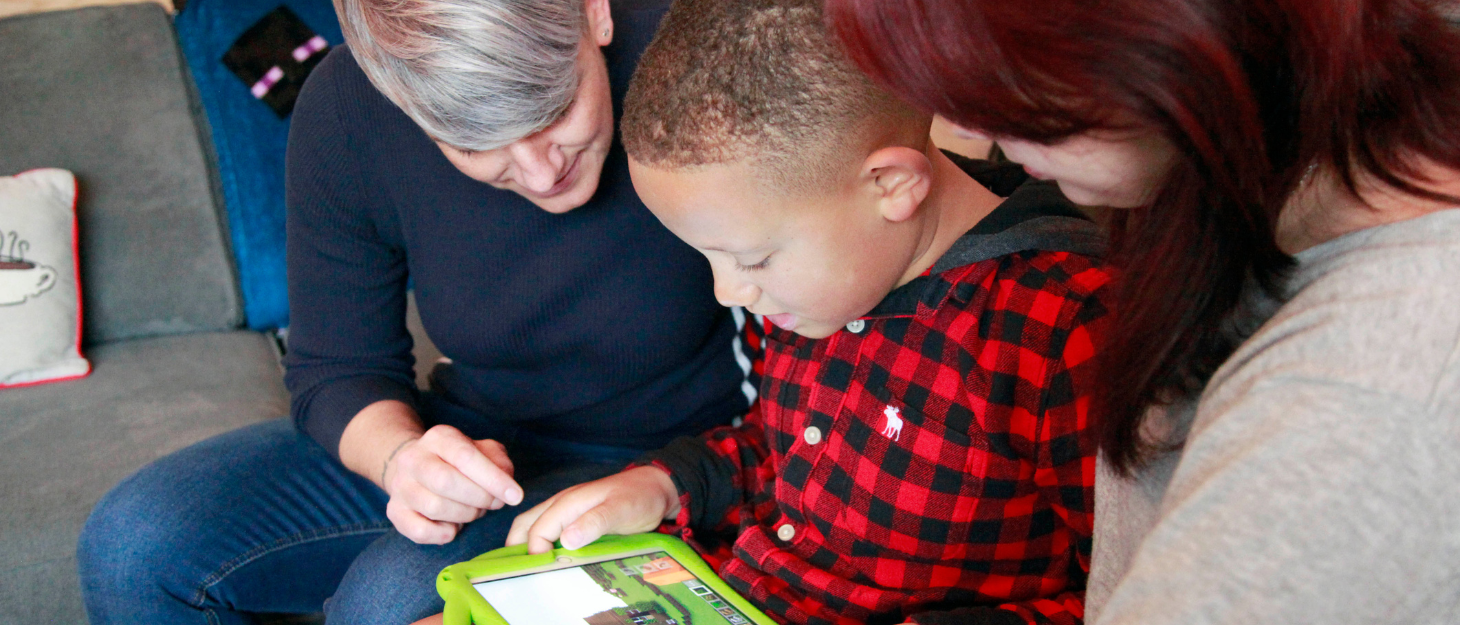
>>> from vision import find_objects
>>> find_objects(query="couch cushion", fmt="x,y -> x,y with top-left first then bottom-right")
0,3 -> 243,343
0,330 -> 288,623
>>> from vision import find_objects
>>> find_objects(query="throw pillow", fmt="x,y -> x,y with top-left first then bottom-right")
1,168 -> 89,388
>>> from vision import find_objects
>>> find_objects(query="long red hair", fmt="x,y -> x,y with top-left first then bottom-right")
826,0 -> 1460,473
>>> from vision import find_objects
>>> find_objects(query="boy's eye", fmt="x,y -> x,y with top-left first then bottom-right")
735,255 -> 771,271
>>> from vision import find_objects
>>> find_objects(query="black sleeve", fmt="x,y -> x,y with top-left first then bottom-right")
635,435 -> 743,532
282,46 -> 418,459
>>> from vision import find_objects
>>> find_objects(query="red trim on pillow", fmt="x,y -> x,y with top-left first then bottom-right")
65,173 -> 90,378
0,369 -> 90,389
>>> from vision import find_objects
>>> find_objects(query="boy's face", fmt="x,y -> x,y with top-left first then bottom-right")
630,158 -> 921,339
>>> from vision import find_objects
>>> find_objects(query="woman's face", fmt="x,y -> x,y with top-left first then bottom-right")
955,125 -> 1178,208
437,6 -> 617,214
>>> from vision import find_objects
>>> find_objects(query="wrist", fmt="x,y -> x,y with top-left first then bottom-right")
338,399 -> 424,488
639,465 -> 681,521
379,435 -> 420,490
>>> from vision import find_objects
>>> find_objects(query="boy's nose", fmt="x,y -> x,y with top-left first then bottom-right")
712,265 -> 760,308
508,137 -> 567,194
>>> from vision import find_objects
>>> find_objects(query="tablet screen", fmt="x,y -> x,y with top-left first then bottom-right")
471,551 -> 754,625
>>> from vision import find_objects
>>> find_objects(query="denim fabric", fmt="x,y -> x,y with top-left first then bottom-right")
77,394 -> 644,624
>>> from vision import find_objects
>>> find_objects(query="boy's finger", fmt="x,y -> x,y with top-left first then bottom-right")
524,499 -> 576,554
527,524 -> 561,555
561,504 -> 613,550
506,496 -> 557,546
522,493 -> 606,554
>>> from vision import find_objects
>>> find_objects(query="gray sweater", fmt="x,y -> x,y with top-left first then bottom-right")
1088,209 -> 1460,624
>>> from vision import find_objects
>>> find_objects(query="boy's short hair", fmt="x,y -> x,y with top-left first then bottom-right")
622,0 -> 927,187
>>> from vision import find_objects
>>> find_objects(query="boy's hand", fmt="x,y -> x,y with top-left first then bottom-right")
383,424 -> 523,545
507,466 -> 682,553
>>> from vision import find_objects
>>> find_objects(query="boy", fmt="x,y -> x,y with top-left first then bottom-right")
509,0 -> 1111,623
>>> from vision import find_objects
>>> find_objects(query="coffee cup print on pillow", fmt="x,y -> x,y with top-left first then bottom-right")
0,260 -> 57,306
0,233 -> 56,306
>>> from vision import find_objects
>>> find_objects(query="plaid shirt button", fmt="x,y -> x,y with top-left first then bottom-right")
803,426 -> 822,445
777,523 -> 796,541
845,319 -> 866,333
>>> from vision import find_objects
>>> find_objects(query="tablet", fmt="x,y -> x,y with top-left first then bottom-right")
436,533 -> 778,625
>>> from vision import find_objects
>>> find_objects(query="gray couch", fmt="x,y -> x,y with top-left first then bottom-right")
0,4 -> 293,621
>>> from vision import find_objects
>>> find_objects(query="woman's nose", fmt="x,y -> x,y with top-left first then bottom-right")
508,138 -> 567,193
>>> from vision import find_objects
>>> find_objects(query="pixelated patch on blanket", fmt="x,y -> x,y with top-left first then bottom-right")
222,6 -> 330,118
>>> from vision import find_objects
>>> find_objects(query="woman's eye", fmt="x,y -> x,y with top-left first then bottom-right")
736,256 -> 771,271
546,99 -> 575,129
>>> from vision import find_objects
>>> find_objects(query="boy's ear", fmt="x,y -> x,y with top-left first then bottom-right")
863,147 -> 933,223
586,0 -> 613,46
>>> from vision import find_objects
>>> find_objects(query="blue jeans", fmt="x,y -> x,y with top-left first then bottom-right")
77,394 -> 644,624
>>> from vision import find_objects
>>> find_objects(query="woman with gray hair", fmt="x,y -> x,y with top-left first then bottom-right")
76,0 -> 756,622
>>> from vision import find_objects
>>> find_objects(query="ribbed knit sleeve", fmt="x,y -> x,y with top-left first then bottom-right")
282,48 -> 419,459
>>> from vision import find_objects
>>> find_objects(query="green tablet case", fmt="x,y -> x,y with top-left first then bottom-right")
437,533 -> 778,625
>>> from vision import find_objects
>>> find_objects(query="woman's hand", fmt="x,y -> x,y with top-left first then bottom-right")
506,466 -> 681,554
338,401 -> 523,545
382,424 -> 523,544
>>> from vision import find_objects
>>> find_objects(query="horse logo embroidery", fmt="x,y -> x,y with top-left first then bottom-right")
881,405 -> 903,441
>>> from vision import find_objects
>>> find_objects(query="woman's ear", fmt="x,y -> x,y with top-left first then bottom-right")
863,146 -> 933,223
586,0 -> 613,46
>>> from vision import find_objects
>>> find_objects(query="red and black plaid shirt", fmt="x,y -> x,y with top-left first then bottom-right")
640,171 -> 1113,625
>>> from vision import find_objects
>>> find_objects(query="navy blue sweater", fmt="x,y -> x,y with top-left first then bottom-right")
282,1 -> 750,459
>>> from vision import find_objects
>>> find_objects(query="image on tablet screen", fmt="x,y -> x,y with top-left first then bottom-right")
472,551 -> 752,625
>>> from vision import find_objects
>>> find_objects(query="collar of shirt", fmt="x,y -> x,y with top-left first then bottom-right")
864,172 -> 1105,320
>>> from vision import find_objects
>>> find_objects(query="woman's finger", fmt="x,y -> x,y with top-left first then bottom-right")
420,427 -> 523,506
474,438 -> 515,478
399,480 -> 485,524
387,497 -> 460,545
407,451 -> 494,510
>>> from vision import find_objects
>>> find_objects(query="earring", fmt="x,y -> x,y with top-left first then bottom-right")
602,29 -> 610,37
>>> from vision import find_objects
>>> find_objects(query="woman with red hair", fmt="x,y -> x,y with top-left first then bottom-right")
828,0 -> 1460,622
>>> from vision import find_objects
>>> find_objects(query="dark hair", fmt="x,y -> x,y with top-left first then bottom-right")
826,0 -> 1460,473
620,0 -> 924,186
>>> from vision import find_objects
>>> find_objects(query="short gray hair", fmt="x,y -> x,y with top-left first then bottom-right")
335,0 -> 585,150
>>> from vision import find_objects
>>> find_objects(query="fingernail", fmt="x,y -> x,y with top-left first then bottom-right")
505,487 -> 523,505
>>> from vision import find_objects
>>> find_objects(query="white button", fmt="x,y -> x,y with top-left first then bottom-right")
803,426 -> 823,445
776,523 -> 796,541
845,319 -> 866,333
